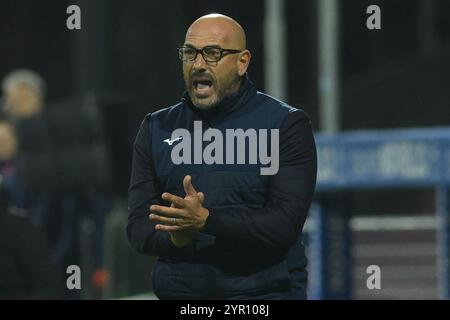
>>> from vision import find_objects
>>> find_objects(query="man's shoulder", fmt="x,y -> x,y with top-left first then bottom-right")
146,101 -> 185,122
255,91 -> 310,121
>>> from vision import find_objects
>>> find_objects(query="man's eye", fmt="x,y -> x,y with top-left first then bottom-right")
184,49 -> 196,55
204,49 -> 220,57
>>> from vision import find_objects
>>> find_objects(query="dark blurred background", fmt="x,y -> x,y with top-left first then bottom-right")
0,0 -> 449,299
1,0 -> 449,191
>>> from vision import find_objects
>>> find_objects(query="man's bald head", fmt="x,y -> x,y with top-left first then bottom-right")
182,14 -> 251,110
185,14 -> 246,50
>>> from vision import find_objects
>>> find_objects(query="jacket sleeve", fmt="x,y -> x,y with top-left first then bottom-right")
126,115 -> 194,257
201,110 -> 317,252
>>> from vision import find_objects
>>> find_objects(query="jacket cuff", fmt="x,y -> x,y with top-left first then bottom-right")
149,232 -> 195,258
202,209 -> 220,237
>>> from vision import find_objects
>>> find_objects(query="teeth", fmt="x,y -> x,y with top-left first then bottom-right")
194,80 -> 212,89
197,83 -> 209,89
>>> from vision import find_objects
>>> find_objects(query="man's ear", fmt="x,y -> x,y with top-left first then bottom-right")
237,50 -> 251,76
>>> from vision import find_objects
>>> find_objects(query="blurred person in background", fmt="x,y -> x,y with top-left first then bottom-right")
0,115 -> 27,208
2,69 -> 46,121
1,69 -> 56,215
128,14 -> 317,299
0,175 -> 62,299
1,69 -> 113,298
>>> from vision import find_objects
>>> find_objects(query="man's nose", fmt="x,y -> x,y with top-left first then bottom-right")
193,52 -> 208,70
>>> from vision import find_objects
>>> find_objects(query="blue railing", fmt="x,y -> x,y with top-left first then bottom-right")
308,127 -> 450,299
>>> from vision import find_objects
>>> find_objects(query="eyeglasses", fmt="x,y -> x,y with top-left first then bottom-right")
177,46 -> 242,63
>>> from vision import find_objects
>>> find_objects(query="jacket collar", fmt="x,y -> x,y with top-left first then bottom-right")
181,73 -> 256,126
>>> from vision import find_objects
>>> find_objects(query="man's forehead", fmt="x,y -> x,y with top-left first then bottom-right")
185,24 -> 231,47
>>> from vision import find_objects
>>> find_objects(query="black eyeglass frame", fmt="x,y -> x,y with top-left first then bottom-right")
177,45 -> 243,63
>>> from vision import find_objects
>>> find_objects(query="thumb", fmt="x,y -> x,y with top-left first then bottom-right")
183,175 -> 197,196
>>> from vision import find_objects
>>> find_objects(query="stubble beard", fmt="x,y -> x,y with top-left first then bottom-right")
185,73 -> 241,110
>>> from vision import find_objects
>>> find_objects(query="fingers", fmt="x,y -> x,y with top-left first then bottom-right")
183,175 -> 197,196
197,192 -> 205,204
150,204 -> 184,218
161,192 -> 186,208
149,213 -> 182,226
155,224 -> 182,232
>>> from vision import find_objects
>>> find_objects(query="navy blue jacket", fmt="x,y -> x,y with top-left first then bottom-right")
127,77 -> 317,299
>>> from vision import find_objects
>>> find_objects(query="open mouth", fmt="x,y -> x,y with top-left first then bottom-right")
192,79 -> 214,97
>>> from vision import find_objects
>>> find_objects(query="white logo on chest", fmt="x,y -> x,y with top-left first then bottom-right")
163,136 -> 183,146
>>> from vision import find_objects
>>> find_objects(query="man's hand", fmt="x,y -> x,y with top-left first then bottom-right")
167,192 -> 204,248
167,202 -> 196,247
149,175 -> 209,234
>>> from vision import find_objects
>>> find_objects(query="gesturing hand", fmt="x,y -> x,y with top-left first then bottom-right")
149,175 -> 209,233
167,185 -> 204,247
